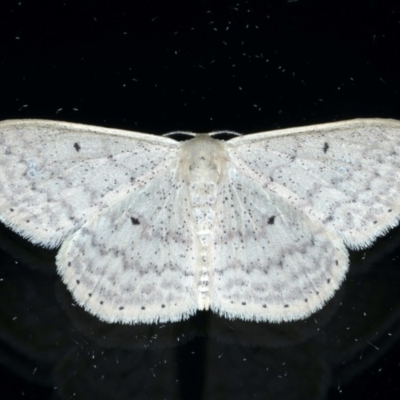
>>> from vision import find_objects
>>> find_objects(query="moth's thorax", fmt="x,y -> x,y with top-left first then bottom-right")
179,135 -> 228,184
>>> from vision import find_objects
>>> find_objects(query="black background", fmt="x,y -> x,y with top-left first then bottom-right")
0,1 -> 400,399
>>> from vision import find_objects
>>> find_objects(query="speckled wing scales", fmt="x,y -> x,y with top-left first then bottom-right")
211,118 -> 400,322
0,119 -> 178,247
210,164 -> 348,322
0,119 -> 200,323
57,167 -> 200,324
227,119 -> 400,249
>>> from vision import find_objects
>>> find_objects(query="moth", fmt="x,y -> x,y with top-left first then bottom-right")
1,118 -> 399,324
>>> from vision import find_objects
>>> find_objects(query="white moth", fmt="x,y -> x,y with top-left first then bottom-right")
1,118 -> 400,325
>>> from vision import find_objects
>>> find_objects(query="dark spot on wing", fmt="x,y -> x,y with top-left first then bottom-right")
130,217 -> 140,225
268,216 -> 275,225
323,142 -> 329,153
74,142 -> 81,152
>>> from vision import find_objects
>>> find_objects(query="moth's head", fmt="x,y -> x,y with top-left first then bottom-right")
179,134 -> 229,183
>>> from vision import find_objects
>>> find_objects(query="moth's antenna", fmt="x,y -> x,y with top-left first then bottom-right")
163,131 -> 196,137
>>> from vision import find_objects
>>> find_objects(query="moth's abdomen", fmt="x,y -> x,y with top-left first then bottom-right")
190,181 -> 218,242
